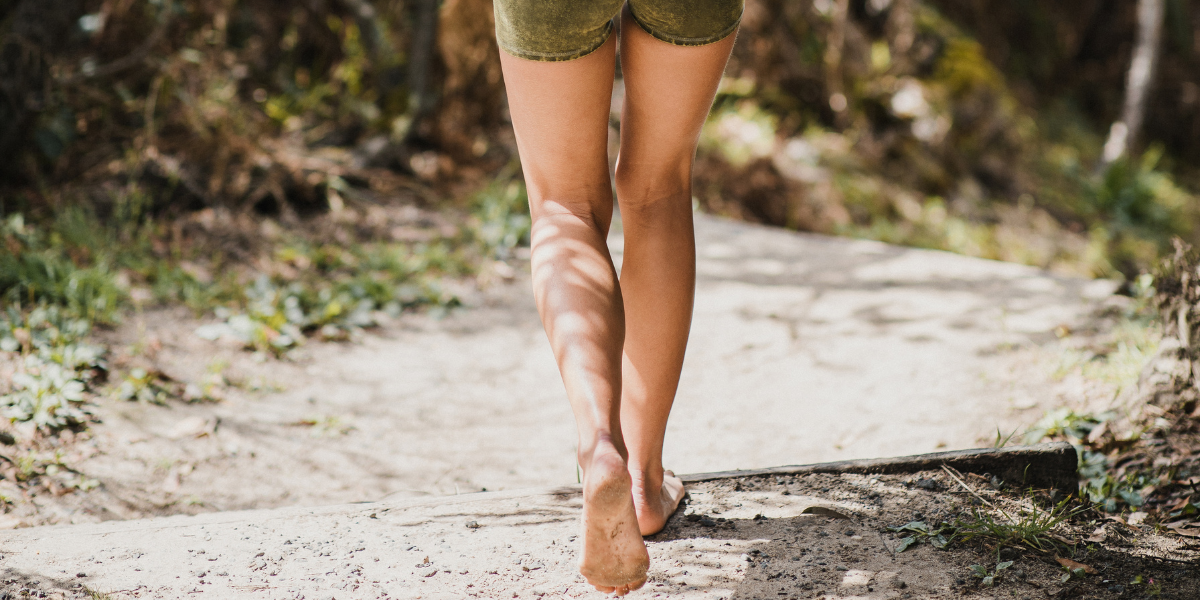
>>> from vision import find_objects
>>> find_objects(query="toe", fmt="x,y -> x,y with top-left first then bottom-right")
628,577 -> 647,591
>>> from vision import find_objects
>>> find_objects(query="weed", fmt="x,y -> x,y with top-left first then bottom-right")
889,520 -> 954,551
992,426 -> 1019,448
0,213 -> 125,324
969,559 -> 1014,587
1060,565 -> 1089,583
955,496 -> 1085,553
2,357 -> 89,430
113,368 -> 172,405
1023,408 -> 1155,512
84,587 -> 117,600
889,493 -> 1084,557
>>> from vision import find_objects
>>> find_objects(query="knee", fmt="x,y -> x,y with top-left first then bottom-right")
613,161 -> 691,212
532,195 -> 612,237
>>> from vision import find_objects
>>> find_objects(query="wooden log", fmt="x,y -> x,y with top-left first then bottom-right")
679,442 -> 1078,493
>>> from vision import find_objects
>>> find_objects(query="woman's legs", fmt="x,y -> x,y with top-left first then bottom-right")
498,8 -> 737,593
615,7 -> 738,535
498,34 -> 648,595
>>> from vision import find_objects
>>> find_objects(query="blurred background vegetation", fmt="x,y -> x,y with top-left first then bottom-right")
1,0 -> 1199,425
1,0 -> 1197,286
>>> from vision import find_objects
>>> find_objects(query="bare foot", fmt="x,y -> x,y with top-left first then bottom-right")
631,469 -> 686,536
579,445 -> 649,595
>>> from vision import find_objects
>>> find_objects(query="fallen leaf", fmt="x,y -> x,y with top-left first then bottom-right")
801,506 -> 851,519
1169,527 -> 1200,538
1055,557 -> 1096,575
1085,525 -> 1107,543
1168,495 -> 1194,512
1126,511 -> 1148,526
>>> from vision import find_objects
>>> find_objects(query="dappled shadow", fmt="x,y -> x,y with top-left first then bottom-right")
685,214 -> 1111,333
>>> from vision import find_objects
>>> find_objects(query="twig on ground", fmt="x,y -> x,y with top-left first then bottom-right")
942,465 -> 996,509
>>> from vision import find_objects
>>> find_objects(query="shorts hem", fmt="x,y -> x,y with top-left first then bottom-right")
497,22 -> 614,63
631,13 -> 742,47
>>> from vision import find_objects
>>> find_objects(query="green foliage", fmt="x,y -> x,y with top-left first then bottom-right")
955,497 -> 1083,553
888,520 -> 953,552
1090,149 -> 1188,237
1022,408 -> 1111,445
0,213 -> 125,324
1083,149 -> 1193,274
468,176 -> 532,260
0,307 -> 103,432
1061,565 -> 1089,584
3,358 -> 89,430
113,368 -> 173,405
696,1 -> 1200,279
1024,408 -> 1152,512
195,239 -> 465,356
889,496 -> 1083,556
969,560 -> 1014,587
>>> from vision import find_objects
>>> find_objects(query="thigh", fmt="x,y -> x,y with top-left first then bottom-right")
498,32 -> 618,227
616,6 -> 738,188
494,0 -> 625,62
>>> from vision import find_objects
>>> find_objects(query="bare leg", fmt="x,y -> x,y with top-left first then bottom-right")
616,8 -> 738,535
498,34 -> 647,595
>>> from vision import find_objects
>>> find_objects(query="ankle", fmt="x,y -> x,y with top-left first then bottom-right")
578,433 -> 628,473
627,464 -> 663,494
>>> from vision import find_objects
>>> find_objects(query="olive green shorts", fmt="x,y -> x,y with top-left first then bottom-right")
494,0 -> 743,62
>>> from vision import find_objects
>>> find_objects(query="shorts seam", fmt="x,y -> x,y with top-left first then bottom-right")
630,10 -> 742,47
496,21 -> 614,62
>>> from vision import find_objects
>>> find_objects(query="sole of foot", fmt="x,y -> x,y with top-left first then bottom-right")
579,451 -> 649,595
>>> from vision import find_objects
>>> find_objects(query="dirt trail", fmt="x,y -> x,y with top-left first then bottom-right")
23,212 -> 1115,524
5,465 -> 1196,599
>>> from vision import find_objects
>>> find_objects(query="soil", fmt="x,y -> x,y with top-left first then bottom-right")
1,469 -> 1196,599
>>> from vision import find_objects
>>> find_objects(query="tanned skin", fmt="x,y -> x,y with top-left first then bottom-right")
498,8 -> 737,595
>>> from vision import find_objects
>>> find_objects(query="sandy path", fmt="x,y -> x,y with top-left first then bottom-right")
7,465 -> 1194,600
59,213 -> 1114,520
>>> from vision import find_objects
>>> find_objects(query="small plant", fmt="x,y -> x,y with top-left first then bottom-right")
956,496 -> 1084,553
969,559 -> 1014,587
888,520 -> 954,551
1023,407 -> 1154,512
2,357 -> 89,430
113,368 -> 174,405
1060,564 -> 1088,583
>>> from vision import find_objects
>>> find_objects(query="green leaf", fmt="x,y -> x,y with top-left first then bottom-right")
895,537 -> 916,552
996,560 -> 1014,571
889,521 -> 929,534
982,575 -> 994,587
970,564 -> 988,578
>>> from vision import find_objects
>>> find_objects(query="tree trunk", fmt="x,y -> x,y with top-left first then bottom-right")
0,0 -> 83,181
406,0 -> 441,142
1100,0 -> 1164,166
